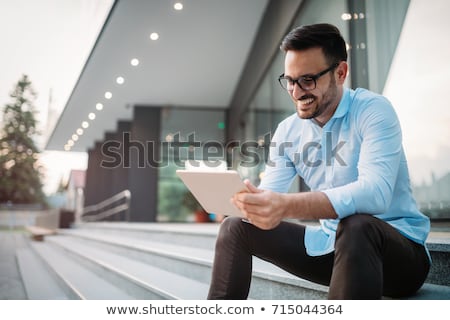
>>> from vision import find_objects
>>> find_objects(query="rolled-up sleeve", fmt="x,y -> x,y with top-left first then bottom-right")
323,97 -> 402,219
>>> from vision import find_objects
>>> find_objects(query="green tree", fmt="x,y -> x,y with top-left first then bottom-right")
0,74 -> 46,205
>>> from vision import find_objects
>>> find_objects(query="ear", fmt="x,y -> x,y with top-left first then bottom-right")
335,61 -> 348,84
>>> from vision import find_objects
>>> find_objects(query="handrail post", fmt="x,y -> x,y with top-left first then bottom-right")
124,190 -> 131,222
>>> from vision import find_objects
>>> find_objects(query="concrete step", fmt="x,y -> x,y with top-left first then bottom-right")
64,222 -> 450,299
406,283 -> 450,300
19,222 -> 450,300
424,236 -> 450,286
72,222 -> 219,250
16,247 -> 69,299
30,241 -> 134,299
55,228 -> 338,300
45,235 -> 209,299
73,222 -> 450,286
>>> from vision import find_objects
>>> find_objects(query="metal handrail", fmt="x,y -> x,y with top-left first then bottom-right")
82,190 -> 131,222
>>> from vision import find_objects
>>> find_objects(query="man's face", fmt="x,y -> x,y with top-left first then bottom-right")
284,47 -> 346,125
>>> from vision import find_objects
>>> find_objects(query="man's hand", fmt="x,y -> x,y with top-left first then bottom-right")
231,179 -> 286,230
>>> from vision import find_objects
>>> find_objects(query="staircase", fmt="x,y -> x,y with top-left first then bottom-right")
16,222 -> 450,300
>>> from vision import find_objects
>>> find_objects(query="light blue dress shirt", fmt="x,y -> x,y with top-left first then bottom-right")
259,87 -> 430,256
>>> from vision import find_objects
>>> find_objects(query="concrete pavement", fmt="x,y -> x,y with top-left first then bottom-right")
0,229 -> 27,299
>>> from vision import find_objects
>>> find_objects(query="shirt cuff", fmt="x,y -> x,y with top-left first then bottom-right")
322,187 -> 355,219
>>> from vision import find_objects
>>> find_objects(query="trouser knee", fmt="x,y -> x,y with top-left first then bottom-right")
215,217 -> 247,249
335,214 -> 383,252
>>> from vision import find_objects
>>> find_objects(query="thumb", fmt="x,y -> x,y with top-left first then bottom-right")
243,179 -> 262,193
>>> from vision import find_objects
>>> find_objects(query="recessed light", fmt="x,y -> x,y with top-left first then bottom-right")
174,3 -> 183,10
88,113 -> 96,120
116,76 -> 125,84
341,13 -> 352,21
96,103 -> 103,111
72,134 -> 79,141
165,134 -> 174,142
131,58 -> 139,66
64,145 -> 71,151
105,91 -> 112,99
82,121 -> 89,129
76,128 -> 84,135
67,140 -> 75,147
150,32 -> 159,41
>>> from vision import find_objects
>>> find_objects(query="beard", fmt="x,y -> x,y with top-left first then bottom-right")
295,76 -> 339,122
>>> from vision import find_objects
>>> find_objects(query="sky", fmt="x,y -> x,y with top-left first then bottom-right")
0,0 -> 113,194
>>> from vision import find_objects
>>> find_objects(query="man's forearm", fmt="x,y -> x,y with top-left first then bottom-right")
283,191 -> 338,220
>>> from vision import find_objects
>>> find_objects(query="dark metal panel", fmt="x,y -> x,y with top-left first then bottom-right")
128,107 -> 161,222
227,0 -> 303,140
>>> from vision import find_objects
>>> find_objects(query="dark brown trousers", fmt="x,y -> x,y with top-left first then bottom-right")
207,214 -> 430,299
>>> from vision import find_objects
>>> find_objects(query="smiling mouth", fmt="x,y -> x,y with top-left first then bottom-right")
299,97 -> 314,106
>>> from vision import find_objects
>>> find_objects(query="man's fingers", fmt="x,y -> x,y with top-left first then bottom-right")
244,179 -> 262,193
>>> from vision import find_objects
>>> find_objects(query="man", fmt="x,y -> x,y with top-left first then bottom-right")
207,23 -> 430,299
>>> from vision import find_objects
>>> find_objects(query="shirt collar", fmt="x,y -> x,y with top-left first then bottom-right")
332,87 -> 351,119
309,88 -> 351,127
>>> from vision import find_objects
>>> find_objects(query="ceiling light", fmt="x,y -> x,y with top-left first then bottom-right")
165,134 -> 174,142
150,32 -> 159,40
88,113 -> 96,120
174,3 -> 183,10
116,76 -> 125,84
341,13 -> 352,21
105,91 -> 112,99
131,58 -> 139,66
96,103 -> 103,111
67,140 -> 75,147
64,145 -> 71,151
76,128 -> 84,135
82,121 -> 89,129
72,134 -> 79,141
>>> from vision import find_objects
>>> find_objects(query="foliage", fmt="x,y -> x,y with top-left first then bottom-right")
158,180 -> 188,221
0,74 -> 46,205
182,190 -> 202,212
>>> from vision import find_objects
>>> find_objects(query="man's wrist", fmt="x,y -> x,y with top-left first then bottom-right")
281,193 -> 297,219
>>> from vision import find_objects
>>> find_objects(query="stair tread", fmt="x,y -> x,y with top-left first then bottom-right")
16,247 -> 69,300
74,222 -> 450,249
47,235 -> 209,299
63,228 -> 214,263
31,241 -> 134,300
62,228 -> 327,291
409,283 -> 450,299
74,222 -> 220,236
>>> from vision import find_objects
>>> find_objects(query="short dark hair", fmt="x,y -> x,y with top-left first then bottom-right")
280,23 -> 347,65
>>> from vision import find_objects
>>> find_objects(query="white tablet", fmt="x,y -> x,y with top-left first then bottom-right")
176,170 -> 247,217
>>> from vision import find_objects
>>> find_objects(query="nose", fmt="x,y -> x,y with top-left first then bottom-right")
291,82 -> 306,100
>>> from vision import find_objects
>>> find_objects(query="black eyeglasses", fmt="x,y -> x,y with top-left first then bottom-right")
278,63 -> 339,91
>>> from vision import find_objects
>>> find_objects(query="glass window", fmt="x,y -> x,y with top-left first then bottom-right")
158,108 -> 226,222
382,0 -> 450,219
235,0 -> 348,191
365,0 -> 410,93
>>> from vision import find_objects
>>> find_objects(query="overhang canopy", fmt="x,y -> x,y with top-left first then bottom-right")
46,0 -> 269,152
